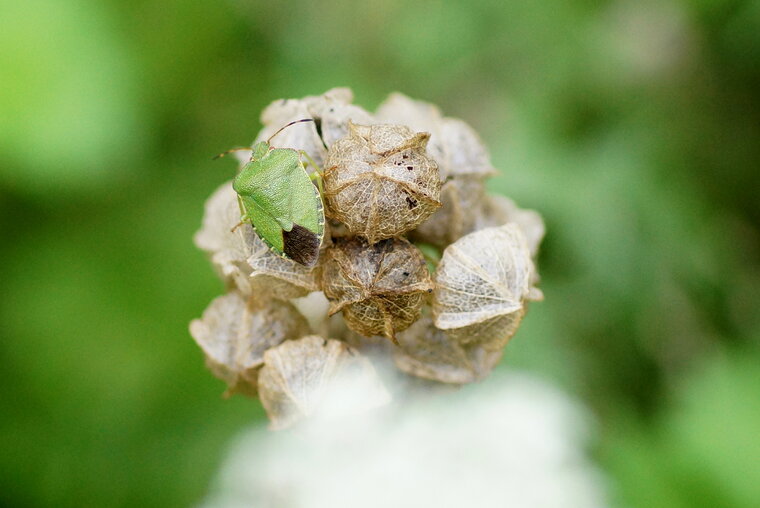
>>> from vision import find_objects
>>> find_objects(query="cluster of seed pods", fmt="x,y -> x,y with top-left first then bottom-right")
190,88 -> 544,429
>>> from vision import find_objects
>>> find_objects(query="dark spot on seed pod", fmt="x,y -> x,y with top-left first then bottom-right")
406,196 -> 418,209
407,166 -> 413,170
427,289 -> 433,293
403,271 -> 410,276
402,154 -> 408,159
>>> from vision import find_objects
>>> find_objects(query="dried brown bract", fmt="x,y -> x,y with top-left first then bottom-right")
321,237 -> 434,342
394,316 -> 503,384
258,335 -> 390,429
189,292 -> 310,396
323,123 -> 441,243
432,224 -> 542,349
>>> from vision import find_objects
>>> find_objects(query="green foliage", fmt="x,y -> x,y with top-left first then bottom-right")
602,347 -> 760,508
1,0 -> 758,506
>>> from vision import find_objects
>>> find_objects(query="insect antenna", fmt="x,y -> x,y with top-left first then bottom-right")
212,147 -> 252,161
266,118 -> 315,145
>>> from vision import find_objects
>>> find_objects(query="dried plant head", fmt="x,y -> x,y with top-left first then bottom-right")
321,237 -> 434,342
323,122 -> 442,243
432,224 -> 542,348
394,315 -> 503,384
194,182 -> 320,300
257,335 -> 391,430
189,292 -> 310,397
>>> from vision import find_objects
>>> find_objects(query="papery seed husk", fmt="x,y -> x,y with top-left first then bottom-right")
254,98 -> 327,169
376,93 -> 496,180
433,224 -> 540,333
253,88 -> 374,168
323,123 -> 441,244
194,182 -> 261,295
258,335 -> 390,430
409,176 -> 487,248
476,194 -> 546,258
394,316 -> 504,384
189,292 -> 310,396
321,237 -> 434,341
303,88 -> 375,148
444,309 -> 525,351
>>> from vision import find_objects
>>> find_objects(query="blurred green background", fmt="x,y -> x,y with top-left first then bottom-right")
1,0 -> 758,506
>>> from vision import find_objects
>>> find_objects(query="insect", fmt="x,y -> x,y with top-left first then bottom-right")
215,119 -> 325,266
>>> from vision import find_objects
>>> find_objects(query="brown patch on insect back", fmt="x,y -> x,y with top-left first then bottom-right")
283,224 -> 321,266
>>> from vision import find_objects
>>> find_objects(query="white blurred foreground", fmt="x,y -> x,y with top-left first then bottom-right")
200,371 -> 609,508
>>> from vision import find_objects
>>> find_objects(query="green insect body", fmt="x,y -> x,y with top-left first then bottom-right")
233,140 -> 325,267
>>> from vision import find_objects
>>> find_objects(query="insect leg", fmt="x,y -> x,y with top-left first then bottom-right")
230,220 -> 245,233
299,150 -> 325,195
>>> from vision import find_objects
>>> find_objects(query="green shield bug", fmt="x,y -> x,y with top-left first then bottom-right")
216,119 -> 325,267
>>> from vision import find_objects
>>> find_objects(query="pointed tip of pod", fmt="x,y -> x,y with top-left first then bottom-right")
283,224 -> 321,266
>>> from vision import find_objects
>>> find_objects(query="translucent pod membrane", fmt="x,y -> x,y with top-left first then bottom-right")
189,292 -> 310,397
253,87 -> 376,169
321,236 -> 434,342
394,315 -> 503,384
409,176 -> 487,248
376,92 -> 496,182
194,182 -> 320,301
323,122 -> 441,244
258,335 -> 390,429
433,224 -> 542,350
377,93 -> 502,250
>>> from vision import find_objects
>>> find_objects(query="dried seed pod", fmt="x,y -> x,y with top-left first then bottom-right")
258,335 -> 391,429
323,123 -> 441,243
394,316 -> 503,384
189,292 -> 310,396
409,177 -> 487,248
250,88 -> 374,168
194,181 -> 262,294
432,224 -> 541,348
321,237 -> 434,342
378,93 -> 497,248
476,194 -> 546,258
376,92 -> 496,180
254,97 -> 327,168
246,248 -> 322,301
444,309 -> 525,352
194,181 -> 320,300
303,87 -> 375,148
